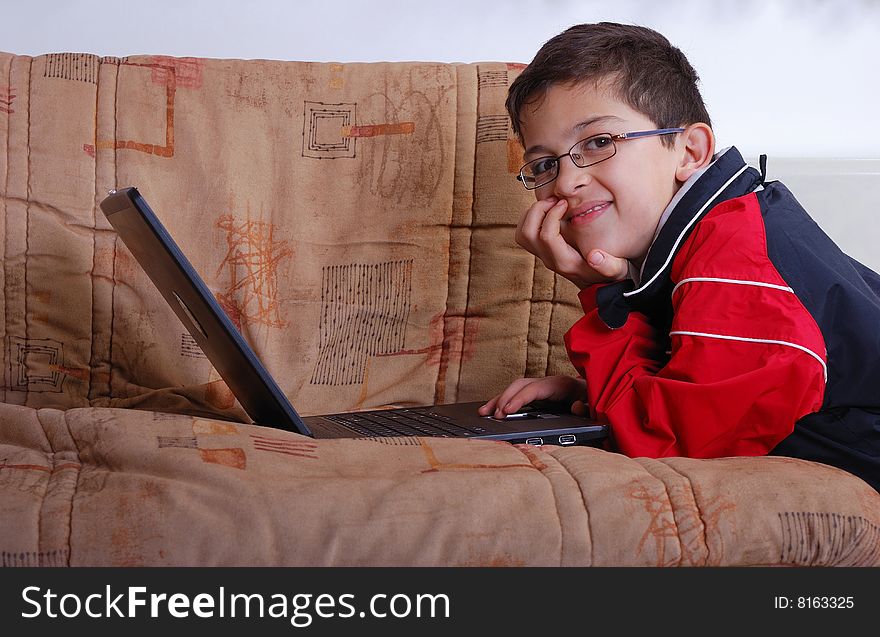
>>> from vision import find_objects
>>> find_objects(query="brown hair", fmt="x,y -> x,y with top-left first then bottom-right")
506,23 -> 711,146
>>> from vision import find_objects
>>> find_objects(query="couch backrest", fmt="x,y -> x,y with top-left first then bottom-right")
0,52 -> 583,417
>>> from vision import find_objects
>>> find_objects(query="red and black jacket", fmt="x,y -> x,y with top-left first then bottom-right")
565,147 -> 880,490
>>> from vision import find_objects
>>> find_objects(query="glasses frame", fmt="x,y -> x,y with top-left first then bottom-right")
516,127 -> 686,190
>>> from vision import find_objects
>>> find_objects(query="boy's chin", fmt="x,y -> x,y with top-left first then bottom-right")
569,239 -> 605,260
562,232 -> 621,263
561,232 -> 594,254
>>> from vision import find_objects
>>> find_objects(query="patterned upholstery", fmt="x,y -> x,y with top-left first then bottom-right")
0,53 -> 577,416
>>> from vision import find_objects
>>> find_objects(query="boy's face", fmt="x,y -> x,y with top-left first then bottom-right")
519,81 -> 683,266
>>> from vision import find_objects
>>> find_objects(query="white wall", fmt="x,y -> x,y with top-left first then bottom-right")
1,0 -> 878,159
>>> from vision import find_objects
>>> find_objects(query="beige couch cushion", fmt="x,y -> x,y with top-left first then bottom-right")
2,402 -> 877,566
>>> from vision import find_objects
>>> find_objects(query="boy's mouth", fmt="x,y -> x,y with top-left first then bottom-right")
566,201 -> 610,225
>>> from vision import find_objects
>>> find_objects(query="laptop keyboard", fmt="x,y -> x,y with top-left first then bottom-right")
325,408 -> 488,438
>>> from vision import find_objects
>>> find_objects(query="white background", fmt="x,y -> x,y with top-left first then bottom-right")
1,0 -> 878,158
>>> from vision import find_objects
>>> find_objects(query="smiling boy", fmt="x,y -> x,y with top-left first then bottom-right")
479,23 -> 880,490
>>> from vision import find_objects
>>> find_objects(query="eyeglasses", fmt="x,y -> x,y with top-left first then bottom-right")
516,128 -> 685,190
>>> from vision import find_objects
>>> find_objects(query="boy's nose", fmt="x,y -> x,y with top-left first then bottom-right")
552,156 -> 592,198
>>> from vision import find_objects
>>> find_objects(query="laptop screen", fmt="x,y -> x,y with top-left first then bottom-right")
100,187 -> 311,435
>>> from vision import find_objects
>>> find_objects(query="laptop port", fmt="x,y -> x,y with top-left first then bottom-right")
558,434 -> 577,445
525,437 -> 544,446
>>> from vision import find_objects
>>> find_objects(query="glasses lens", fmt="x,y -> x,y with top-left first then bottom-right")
521,157 -> 558,189
570,134 -> 615,167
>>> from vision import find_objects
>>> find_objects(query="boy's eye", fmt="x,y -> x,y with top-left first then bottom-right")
580,134 -> 614,153
530,157 -> 558,177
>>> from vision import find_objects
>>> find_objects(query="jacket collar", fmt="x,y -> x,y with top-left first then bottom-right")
597,146 -> 764,328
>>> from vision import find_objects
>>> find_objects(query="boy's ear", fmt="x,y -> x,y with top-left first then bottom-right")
675,123 -> 715,183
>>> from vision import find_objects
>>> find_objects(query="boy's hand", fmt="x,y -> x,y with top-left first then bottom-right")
478,376 -> 588,420
516,197 -> 629,288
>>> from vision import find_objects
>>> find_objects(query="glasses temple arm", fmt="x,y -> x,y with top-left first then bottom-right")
619,128 -> 686,140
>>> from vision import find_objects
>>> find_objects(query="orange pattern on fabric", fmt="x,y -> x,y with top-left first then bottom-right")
0,86 -> 14,114
192,419 -> 239,436
250,435 -> 319,460
83,57 -> 203,158
198,447 -> 246,469
342,122 -> 415,137
419,439 -> 535,473
215,215 -> 292,330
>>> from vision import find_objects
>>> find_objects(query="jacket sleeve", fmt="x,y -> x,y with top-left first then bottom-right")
565,200 -> 827,459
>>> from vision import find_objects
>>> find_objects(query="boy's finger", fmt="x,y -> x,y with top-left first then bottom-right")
494,399 -> 526,420
538,199 -> 568,238
478,396 -> 500,415
483,382 -> 529,418
545,197 -> 568,220
493,384 -> 544,419
518,197 -> 559,226
587,250 -> 629,281
492,390 -> 522,418
517,198 -> 562,240
492,390 -> 525,419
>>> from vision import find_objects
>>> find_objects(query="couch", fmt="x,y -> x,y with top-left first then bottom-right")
1,51 -> 878,567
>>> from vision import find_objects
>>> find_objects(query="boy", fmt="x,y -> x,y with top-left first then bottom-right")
478,22 -> 880,490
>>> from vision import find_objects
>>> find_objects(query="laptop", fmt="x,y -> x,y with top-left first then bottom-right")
99,187 -> 608,447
